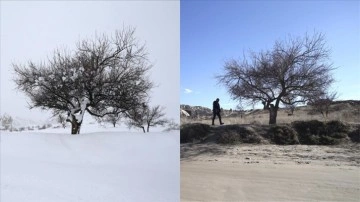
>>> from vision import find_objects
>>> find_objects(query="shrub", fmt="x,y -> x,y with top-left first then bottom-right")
322,121 -> 348,144
39,125 -> 47,130
325,120 -> 349,134
267,125 -> 299,145
348,125 -> 360,143
319,135 -> 341,145
308,135 -> 320,145
293,120 -> 324,135
180,123 -> 211,143
249,120 -> 261,125
216,125 -> 261,144
217,130 -> 239,144
292,120 -> 348,145
292,120 -> 324,144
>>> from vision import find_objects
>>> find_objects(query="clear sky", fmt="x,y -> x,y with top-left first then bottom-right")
181,1 -> 360,110
1,1 -> 179,122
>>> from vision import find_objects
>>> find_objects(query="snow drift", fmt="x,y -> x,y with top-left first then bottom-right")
1,129 -> 179,202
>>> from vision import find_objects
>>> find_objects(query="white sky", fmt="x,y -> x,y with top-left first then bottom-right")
0,1 -> 179,122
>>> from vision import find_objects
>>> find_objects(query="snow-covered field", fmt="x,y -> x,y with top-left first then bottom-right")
1,125 -> 179,202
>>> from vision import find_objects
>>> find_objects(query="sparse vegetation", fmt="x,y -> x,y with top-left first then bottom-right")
308,92 -> 338,121
126,104 -> 168,133
325,120 -> 349,134
180,123 -> 211,143
1,114 -> 13,130
181,100 -> 359,145
292,120 -> 348,145
97,113 -> 122,128
181,119 -> 356,145
57,114 -> 67,128
181,100 -> 360,125
217,131 -> 239,144
348,125 -> 360,143
216,125 -> 261,144
267,125 -> 299,145
164,119 -> 180,132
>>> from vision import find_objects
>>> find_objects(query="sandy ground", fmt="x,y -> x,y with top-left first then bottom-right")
181,143 -> 360,202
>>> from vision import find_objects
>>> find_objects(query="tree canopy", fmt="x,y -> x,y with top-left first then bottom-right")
14,27 -> 153,134
217,32 -> 335,124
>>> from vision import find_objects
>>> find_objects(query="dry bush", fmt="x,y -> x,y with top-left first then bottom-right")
180,123 -> 211,143
292,120 -> 348,145
325,120 -> 349,134
340,110 -> 360,123
217,131 -> 240,144
249,120 -> 262,125
348,124 -> 360,143
180,105 -> 359,145
267,125 -> 299,145
216,125 -> 261,144
322,121 -> 348,145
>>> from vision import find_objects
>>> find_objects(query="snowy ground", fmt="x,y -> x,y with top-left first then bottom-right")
1,125 -> 179,202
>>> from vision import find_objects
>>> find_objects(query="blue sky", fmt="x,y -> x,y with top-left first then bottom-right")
181,1 -> 360,110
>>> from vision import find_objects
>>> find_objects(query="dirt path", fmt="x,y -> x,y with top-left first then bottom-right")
181,143 -> 360,201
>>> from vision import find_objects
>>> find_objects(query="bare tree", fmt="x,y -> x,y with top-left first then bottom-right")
57,114 -> 67,128
126,103 -> 147,133
100,112 -> 122,128
285,103 -> 296,116
308,92 -> 337,121
126,104 -> 168,133
217,32 -> 335,124
13,27 -> 153,134
145,105 -> 168,132
164,119 -> 180,131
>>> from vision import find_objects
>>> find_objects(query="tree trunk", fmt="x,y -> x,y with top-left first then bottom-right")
268,105 -> 278,125
147,125 -> 150,132
71,121 -> 81,134
142,127 -> 145,133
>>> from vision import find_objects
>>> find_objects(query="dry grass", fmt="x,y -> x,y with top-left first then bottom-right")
181,102 -> 360,146
181,104 -> 360,126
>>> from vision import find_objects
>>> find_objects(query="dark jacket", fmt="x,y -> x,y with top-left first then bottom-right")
213,100 -> 220,113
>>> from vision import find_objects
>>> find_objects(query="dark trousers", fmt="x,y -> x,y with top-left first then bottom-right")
212,112 -> 222,125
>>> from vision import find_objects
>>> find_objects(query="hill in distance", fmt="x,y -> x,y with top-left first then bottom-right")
181,100 -> 360,125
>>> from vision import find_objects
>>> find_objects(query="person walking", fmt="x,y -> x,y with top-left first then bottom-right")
212,98 -> 224,125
